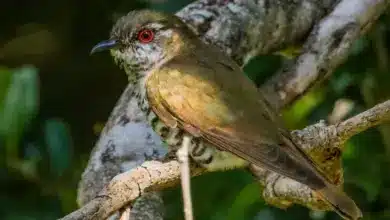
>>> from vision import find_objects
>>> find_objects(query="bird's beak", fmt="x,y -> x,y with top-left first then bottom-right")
90,39 -> 118,55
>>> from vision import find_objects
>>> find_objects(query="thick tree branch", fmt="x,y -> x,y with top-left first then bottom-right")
262,0 -> 389,109
175,0 -> 335,66
64,161 -> 202,220
72,0 -> 389,219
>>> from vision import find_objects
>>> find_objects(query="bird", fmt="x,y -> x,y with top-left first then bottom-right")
90,9 -> 362,220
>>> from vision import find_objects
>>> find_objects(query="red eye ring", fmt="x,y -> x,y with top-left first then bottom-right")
137,29 -> 154,43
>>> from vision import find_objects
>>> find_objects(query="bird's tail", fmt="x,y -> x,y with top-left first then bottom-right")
316,184 -> 362,220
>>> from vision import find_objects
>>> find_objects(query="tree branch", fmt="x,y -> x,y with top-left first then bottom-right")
262,0 -> 389,109
72,0 -> 389,219
335,99 -> 390,143
64,161 -> 204,220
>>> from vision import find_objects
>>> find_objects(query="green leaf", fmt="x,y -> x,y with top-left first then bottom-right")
283,89 -> 325,129
349,37 -> 368,56
343,131 -> 384,202
0,66 -> 39,156
243,55 -> 282,86
0,67 -> 13,104
43,118 -> 73,177
253,208 -> 275,220
227,182 -> 263,220
330,72 -> 354,95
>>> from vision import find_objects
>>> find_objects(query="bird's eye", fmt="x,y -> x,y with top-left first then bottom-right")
137,29 -> 154,43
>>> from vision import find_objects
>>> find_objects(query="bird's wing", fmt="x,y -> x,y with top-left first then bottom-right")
146,55 -> 329,188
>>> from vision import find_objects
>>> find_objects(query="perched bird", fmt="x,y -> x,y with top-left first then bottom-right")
91,10 -> 362,220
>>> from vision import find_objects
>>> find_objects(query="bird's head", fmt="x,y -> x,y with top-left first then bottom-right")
91,10 -> 196,80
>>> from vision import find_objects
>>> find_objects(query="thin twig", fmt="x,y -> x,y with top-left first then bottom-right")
119,207 -> 131,220
177,136 -> 194,220
327,99 -> 355,125
335,99 -> 390,143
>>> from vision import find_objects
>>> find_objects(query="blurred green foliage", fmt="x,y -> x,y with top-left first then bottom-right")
1,1 -> 390,220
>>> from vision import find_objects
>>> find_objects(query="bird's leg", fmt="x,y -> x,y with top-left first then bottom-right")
188,138 -> 249,172
188,137 -> 214,165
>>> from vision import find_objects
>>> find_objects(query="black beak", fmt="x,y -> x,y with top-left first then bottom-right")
90,39 -> 118,55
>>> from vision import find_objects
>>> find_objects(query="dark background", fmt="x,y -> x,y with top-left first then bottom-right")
1,1 -> 390,219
